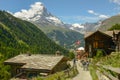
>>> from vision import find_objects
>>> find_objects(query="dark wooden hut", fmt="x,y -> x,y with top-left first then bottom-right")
84,30 -> 116,57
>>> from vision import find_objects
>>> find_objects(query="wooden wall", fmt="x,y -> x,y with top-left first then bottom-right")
85,31 -> 114,57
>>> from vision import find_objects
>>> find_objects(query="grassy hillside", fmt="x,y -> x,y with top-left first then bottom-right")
99,52 -> 120,67
0,11 -> 68,79
89,52 -> 120,80
34,24 -> 70,34
99,15 -> 120,31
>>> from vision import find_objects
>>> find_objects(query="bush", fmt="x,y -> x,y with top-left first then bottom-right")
95,49 -> 104,58
68,52 -> 75,59
109,24 -> 120,30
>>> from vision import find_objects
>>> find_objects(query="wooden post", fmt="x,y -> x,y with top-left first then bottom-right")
67,69 -> 70,77
118,74 -> 120,80
11,65 -> 17,77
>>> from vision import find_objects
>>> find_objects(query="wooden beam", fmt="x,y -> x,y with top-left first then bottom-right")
102,65 -> 120,74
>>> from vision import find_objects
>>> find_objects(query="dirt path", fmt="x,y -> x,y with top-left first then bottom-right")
72,60 -> 92,80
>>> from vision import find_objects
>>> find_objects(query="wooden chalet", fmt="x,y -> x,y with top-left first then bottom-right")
4,54 -> 68,79
84,30 -> 120,57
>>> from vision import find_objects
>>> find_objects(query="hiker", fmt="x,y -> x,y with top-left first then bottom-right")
85,60 -> 89,71
82,60 -> 86,71
73,58 -> 76,67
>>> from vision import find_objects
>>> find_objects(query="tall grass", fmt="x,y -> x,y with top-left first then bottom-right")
89,60 -> 99,80
99,52 -> 120,67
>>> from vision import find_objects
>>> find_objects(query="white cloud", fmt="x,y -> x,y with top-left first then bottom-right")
87,10 -> 109,19
99,15 -> 109,18
110,0 -> 120,12
88,10 -> 94,14
14,2 -> 44,20
60,10 -> 109,24
88,10 -> 98,15
30,2 -> 43,9
110,0 -> 120,5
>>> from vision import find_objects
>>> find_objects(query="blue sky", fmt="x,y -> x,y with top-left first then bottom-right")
0,0 -> 120,24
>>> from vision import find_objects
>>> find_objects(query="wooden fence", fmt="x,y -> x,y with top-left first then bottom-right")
96,63 -> 120,80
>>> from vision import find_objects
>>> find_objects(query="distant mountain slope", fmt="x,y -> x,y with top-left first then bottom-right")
83,22 -> 101,32
74,14 -> 120,32
14,2 -> 84,49
47,29 -> 84,49
0,11 -> 68,56
98,15 -> 120,31
76,14 -> 120,32
33,23 -> 84,49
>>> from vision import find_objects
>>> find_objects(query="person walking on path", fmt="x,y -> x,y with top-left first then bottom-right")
84,60 -> 89,71
82,60 -> 86,71
72,60 -> 92,80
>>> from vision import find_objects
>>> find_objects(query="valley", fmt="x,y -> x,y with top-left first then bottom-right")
0,1 -> 120,80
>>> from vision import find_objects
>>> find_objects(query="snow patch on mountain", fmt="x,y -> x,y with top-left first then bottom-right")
72,23 -> 84,28
69,23 -> 85,34
46,16 -> 62,25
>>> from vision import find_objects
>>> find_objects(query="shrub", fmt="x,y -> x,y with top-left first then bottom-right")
68,52 -> 75,59
95,49 -> 104,58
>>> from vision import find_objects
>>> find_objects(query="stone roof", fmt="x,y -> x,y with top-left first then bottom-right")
104,31 -> 114,37
84,32 -> 93,38
84,30 -> 117,39
4,54 -> 65,71
113,30 -> 120,34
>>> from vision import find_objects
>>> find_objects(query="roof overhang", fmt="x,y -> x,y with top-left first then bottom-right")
84,30 -> 112,39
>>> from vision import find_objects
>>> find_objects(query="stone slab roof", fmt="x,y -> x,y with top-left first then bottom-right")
84,32 -> 93,39
4,54 -> 65,71
84,30 -> 120,39
113,30 -> 120,34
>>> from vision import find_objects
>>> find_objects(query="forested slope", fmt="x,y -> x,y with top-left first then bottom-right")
0,11 -> 68,79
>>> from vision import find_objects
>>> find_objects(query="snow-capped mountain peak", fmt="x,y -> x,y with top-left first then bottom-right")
14,2 -> 44,20
14,2 -> 63,26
